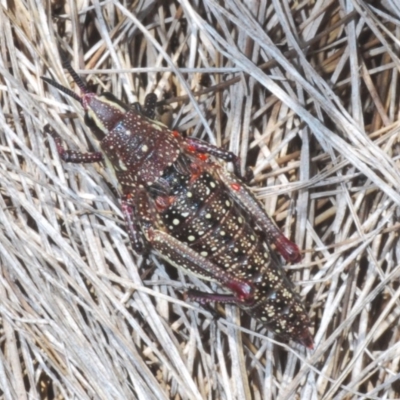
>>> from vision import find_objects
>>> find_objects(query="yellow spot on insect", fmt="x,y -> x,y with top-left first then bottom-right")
225,200 -> 230,207
283,290 -> 292,298
173,219 -> 180,225
210,181 -> 216,188
125,130 -> 131,135
238,217 -> 243,224
201,251 -> 208,257
119,161 -> 128,171
141,144 -> 149,152
187,192 -> 193,198
220,231 -> 226,236
205,213 -> 212,219
264,252 -> 269,259
188,235 -> 195,241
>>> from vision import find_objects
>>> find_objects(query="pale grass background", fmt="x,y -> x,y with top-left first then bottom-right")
1,1 -> 400,399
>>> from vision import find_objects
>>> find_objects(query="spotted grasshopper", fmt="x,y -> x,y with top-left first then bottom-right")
42,61 -> 313,349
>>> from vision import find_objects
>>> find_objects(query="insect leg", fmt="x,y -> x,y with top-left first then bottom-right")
130,93 -> 158,119
147,228 -> 256,306
184,289 -> 244,305
44,124 -> 103,164
135,190 -> 256,305
121,194 -> 148,255
142,93 -> 157,119
216,165 -> 301,263
184,137 -> 252,181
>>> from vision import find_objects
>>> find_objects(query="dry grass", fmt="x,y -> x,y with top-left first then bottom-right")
1,1 -> 400,399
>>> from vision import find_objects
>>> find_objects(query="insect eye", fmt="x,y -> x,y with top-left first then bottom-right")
100,92 -> 129,110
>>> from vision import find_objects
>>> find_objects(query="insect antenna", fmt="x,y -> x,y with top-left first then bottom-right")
41,76 -> 82,104
62,59 -> 90,94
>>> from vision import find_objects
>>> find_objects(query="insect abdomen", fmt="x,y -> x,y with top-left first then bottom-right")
155,155 -> 311,342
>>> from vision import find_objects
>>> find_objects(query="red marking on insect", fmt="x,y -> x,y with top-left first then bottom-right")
187,144 -> 196,152
154,196 -> 174,212
274,236 -> 302,263
188,163 -> 205,185
298,329 -> 315,350
231,183 -> 241,191
197,153 -> 208,161
172,130 -> 180,138
227,281 -> 255,304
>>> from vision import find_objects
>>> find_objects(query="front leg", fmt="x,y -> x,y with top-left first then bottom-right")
142,93 -> 157,120
121,194 -> 148,256
183,137 -> 252,181
44,124 -> 103,164
130,93 -> 158,120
